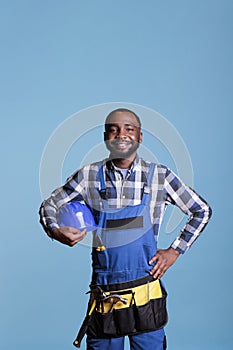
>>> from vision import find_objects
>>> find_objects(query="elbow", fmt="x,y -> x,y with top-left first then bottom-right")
198,203 -> 212,225
208,204 -> 213,220
206,203 -> 212,222
194,202 -> 212,223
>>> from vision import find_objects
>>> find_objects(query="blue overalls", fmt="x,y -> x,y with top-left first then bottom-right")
87,163 -> 166,350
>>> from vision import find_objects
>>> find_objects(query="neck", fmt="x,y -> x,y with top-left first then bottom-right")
110,153 -> 136,169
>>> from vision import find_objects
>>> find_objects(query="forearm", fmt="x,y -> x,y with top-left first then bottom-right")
39,199 -> 59,236
171,200 -> 212,254
165,167 -> 212,254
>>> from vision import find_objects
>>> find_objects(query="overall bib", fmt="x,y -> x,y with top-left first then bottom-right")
75,163 -> 167,350
91,162 -> 159,285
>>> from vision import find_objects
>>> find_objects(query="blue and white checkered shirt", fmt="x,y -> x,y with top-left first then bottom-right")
39,156 -> 212,254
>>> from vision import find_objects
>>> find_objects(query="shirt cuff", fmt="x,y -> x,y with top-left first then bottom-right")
171,237 -> 190,254
47,223 -> 59,238
50,223 -> 59,230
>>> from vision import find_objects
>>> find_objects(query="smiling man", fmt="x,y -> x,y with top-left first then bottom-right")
39,108 -> 212,350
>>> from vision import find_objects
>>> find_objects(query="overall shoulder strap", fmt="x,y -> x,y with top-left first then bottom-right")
142,162 -> 156,205
98,163 -> 107,199
147,162 -> 156,187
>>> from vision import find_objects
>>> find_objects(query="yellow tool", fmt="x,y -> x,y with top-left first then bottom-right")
96,235 -> 106,251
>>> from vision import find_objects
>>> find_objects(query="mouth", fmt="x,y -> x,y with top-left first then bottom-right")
106,138 -> 140,158
114,140 -> 131,145
113,141 -> 132,149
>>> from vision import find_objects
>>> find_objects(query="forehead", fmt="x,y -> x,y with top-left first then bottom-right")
106,111 -> 140,127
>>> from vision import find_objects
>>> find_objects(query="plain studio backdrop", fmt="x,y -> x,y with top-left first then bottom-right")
0,1 -> 232,349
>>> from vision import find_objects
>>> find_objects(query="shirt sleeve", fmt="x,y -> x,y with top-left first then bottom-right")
164,167 -> 212,254
39,169 -> 85,236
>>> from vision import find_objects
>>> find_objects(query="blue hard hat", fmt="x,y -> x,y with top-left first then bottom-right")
57,201 -> 97,232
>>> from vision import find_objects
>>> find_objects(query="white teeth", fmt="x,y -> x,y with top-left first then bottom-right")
117,142 -> 128,146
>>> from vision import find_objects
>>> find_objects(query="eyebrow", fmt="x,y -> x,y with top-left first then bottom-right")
106,123 -> 138,128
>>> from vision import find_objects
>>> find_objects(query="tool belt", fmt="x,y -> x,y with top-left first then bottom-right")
73,275 -> 168,346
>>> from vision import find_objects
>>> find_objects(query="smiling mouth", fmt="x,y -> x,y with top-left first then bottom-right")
114,141 -> 131,148
114,140 -> 131,145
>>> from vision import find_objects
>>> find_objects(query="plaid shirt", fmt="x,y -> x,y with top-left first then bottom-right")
39,156 -> 212,254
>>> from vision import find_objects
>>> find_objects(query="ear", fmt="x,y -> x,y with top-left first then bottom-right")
139,131 -> 143,143
104,131 -> 107,141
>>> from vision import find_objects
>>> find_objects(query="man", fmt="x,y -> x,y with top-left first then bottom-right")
39,108 -> 212,350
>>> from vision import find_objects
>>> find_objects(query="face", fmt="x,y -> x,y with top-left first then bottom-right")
104,111 -> 142,160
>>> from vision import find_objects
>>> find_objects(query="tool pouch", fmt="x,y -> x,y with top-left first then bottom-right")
135,294 -> 167,332
87,280 -> 168,338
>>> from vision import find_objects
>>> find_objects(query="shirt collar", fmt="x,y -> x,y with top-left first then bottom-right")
105,154 -> 141,173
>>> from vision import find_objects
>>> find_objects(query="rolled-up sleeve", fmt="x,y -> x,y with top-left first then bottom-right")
164,168 -> 212,254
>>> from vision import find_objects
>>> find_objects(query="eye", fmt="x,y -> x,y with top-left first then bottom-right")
126,127 -> 135,132
109,127 -> 117,133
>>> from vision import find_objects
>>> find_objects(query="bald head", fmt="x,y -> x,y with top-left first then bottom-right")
105,108 -> 141,130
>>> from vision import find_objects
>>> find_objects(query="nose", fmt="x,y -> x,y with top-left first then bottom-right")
116,127 -> 127,139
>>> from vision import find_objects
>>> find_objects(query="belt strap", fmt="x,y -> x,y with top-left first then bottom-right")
91,275 -> 156,292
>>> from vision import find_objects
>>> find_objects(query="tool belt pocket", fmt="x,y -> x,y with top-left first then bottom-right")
134,300 -> 155,331
135,293 -> 168,332
114,306 -> 136,335
99,310 -> 118,336
87,304 -> 136,337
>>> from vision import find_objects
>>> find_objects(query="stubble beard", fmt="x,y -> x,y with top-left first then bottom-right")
106,140 -> 140,161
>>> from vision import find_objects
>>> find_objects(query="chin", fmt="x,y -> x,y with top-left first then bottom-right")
106,141 -> 140,159
110,149 -> 137,160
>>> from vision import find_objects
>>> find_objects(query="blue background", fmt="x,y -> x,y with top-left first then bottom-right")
1,1 -> 232,349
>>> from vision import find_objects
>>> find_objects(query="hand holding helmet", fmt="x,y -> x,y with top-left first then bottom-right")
51,201 -> 97,247
51,226 -> 86,247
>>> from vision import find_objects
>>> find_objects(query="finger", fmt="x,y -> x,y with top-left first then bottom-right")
150,263 -> 160,276
72,228 -> 87,237
150,265 -> 166,279
150,258 -> 166,275
156,269 -> 165,279
67,235 -> 83,247
65,226 -> 83,234
62,228 -> 86,240
68,229 -> 87,245
59,225 -> 83,233
149,253 -> 160,265
149,256 -> 156,265
68,240 -> 79,247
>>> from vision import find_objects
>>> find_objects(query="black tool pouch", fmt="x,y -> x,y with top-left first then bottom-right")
87,283 -> 168,338
134,292 -> 168,332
